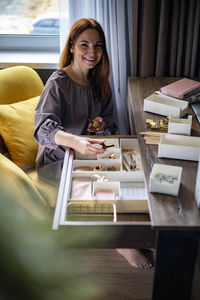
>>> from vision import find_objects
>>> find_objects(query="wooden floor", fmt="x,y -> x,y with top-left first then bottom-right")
75,249 -> 154,300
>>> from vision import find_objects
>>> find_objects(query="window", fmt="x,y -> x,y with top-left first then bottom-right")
0,0 -> 66,67
0,0 -> 59,35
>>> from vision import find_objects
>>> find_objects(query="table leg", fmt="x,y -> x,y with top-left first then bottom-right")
152,230 -> 199,300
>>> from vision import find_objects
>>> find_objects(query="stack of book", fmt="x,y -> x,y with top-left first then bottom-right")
160,78 -> 200,123
160,78 -> 200,104
143,78 -> 200,124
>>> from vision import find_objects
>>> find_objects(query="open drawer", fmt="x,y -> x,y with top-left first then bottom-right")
52,137 -> 150,230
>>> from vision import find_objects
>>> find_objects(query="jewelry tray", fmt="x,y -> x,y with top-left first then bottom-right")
66,138 -> 149,216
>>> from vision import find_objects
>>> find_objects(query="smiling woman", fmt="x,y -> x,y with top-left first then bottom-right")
34,18 -> 116,185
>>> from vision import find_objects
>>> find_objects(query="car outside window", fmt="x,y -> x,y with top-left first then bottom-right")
54,19 -> 59,28
37,19 -> 55,27
28,15 -> 60,35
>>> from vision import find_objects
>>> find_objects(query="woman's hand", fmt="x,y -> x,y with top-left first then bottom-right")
54,130 -> 106,156
87,116 -> 104,133
72,137 -> 106,155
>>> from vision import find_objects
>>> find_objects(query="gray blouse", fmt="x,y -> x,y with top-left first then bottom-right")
34,69 -> 116,185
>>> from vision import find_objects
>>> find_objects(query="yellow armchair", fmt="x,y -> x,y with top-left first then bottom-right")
0,66 -> 58,219
0,65 -> 44,104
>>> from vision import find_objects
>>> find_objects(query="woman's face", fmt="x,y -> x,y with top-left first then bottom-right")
71,28 -> 103,71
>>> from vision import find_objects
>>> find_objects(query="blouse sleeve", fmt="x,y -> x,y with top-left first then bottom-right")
100,93 -> 117,134
34,81 -> 65,149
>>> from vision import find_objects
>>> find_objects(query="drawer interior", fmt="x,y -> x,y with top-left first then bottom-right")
66,138 -> 149,216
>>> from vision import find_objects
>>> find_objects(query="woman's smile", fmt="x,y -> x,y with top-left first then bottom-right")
83,56 -> 97,65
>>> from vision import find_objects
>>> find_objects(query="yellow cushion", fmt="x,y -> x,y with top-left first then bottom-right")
0,66 -> 44,105
0,96 -> 39,170
27,169 -> 58,207
0,154 -> 49,219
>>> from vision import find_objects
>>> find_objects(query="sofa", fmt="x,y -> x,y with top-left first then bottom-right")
0,66 -> 58,219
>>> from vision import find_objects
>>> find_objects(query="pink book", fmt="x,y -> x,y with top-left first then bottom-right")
160,78 -> 200,99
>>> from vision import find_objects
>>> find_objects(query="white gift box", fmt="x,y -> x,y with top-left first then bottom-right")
158,134 -> 200,161
144,91 -> 189,117
149,163 -> 182,196
168,115 -> 192,136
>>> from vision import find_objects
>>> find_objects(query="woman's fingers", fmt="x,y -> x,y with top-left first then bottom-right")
89,139 -> 105,145
74,138 -> 105,155
87,143 -> 105,154
89,146 -> 105,154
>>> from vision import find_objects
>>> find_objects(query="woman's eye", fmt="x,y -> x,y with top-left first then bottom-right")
81,43 -> 88,48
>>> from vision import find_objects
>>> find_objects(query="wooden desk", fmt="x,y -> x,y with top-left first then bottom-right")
128,77 -> 200,300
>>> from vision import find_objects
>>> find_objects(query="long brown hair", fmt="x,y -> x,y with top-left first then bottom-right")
59,18 -> 111,101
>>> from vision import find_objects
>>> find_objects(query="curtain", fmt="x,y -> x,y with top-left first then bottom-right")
132,0 -> 200,77
59,0 -> 133,134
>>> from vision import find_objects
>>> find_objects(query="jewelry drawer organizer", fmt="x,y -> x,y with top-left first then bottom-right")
53,138 -> 149,228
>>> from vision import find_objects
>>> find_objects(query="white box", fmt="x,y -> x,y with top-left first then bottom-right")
168,115 -> 192,136
93,181 -> 120,200
119,182 -> 148,212
120,138 -> 143,173
149,163 -> 182,196
144,91 -> 189,117
158,134 -> 200,161
73,159 -> 122,172
120,138 -> 141,151
70,173 -> 148,212
72,168 -> 144,183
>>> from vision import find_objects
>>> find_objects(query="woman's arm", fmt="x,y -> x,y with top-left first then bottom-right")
34,80 -> 65,149
34,77 -> 106,155
54,130 -> 105,155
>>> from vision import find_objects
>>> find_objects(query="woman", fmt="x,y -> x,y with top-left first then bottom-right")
34,18 -> 116,185
34,18 -> 152,269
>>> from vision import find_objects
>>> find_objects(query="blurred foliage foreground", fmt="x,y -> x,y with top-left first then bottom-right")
0,176 -> 117,300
